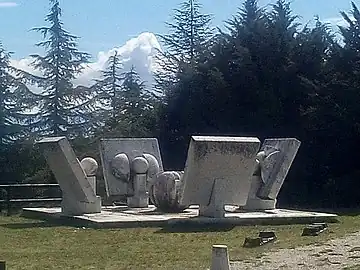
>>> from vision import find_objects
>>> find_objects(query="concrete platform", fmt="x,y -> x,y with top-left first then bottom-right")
22,205 -> 338,228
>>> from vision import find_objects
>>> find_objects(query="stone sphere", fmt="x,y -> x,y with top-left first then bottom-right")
111,153 -> 130,182
80,157 -> 98,176
142,154 -> 160,178
142,154 -> 160,185
150,171 -> 187,212
131,157 -> 149,174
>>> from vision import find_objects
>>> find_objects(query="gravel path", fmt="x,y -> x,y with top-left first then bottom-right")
231,232 -> 360,270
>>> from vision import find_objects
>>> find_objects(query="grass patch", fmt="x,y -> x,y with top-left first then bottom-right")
0,215 -> 359,269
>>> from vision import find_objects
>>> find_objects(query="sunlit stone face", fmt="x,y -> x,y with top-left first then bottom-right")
80,157 -> 99,176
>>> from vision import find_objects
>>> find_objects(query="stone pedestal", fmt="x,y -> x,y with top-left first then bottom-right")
61,195 -> 102,216
199,180 -> 226,218
243,175 -> 276,210
87,176 -> 96,194
244,197 -> 276,210
211,245 -> 230,270
127,174 -> 149,208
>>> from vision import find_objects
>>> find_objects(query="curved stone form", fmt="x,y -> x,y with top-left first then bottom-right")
80,157 -> 98,194
110,153 -> 130,184
99,138 -> 163,201
143,153 -> 161,186
80,157 -> 98,176
106,149 -> 161,208
244,138 -> 301,210
149,171 -> 187,212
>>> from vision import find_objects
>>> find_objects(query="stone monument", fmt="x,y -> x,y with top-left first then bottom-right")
179,136 -> 261,218
23,135 -> 338,227
37,137 -> 101,215
150,136 -> 301,215
244,138 -> 301,210
99,138 -> 163,208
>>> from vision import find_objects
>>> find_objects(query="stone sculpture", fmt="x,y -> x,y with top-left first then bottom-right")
99,138 -> 163,208
179,136 -> 261,218
149,171 -> 187,212
37,137 -> 101,215
244,138 -> 301,210
150,136 -> 301,217
80,157 -> 98,193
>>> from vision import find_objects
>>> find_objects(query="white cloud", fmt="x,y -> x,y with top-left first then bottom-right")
75,32 -> 163,88
10,32 -> 163,92
0,2 -> 18,8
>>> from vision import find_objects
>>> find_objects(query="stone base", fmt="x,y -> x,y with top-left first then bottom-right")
199,205 -> 226,218
61,196 -> 102,216
22,205 -> 338,228
242,198 -> 277,211
127,196 -> 149,208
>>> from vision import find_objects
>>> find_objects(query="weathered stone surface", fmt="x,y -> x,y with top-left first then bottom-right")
80,157 -> 98,176
23,206 -> 339,227
143,154 -> 161,186
126,156 -> 149,207
37,137 -> 101,215
80,158 -> 98,193
99,138 -> 163,198
256,138 -> 301,200
211,245 -> 230,270
179,136 -> 261,217
150,171 -> 187,212
244,138 -> 301,210
243,175 -> 277,210
127,173 -> 148,208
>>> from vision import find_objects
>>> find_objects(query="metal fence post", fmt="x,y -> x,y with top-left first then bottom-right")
6,187 -> 11,216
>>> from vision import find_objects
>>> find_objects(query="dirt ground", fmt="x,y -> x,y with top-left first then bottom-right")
231,231 -> 360,270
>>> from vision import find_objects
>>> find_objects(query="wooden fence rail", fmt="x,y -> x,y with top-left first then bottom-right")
0,184 -> 61,216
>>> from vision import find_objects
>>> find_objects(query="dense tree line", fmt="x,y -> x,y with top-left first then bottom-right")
158,0 -> 360,208
1,0 -> 360,208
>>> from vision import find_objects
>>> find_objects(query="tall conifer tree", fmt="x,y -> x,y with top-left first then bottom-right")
28,0 -> 94,136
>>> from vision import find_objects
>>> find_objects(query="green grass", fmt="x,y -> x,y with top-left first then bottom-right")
0,214 -> 360,269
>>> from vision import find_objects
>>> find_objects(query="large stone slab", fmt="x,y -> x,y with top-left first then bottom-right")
244,138 -> 301,210
179,136 -> 261,217
99,138 -> 163,198
37,137 -> 101,215
22,205 -> 339,228
256,138 -> 301,200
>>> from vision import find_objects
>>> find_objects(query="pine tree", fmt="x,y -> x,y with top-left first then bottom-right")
27,0 -> 94,137
339,1 -> 360,52
119,66 -> 152,128
160,0 -> 213,63
96,61 -> 154,137
0,42 -> 35,144
94,51 -> 124,120
155,0 -> 214,96
226,0 -> 264,37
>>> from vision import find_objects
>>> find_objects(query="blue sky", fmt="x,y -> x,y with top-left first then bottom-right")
0,0 -> 353,60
